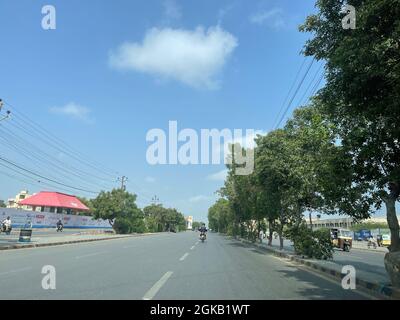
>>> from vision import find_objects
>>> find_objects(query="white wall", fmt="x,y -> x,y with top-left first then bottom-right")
0,208 -> 112,229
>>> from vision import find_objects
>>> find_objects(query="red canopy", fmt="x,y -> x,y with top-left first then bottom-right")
19,191 -> 90,211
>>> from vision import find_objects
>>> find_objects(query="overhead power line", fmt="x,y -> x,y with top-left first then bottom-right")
297,64 -> 324,107
0,156 -> 99,194
0,125 -> 114,190
274,57 -> 315,129
272,57 -> 308,130
3,100 -> 119,178
0,162 -> 95,195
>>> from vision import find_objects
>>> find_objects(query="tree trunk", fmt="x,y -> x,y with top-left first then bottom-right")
268,219 -> 273,246
384,197 -> 400,252
383,183 -> 400,288
309,212 -> 313,231
278,224 -> 284,250
279,233 -> 284,250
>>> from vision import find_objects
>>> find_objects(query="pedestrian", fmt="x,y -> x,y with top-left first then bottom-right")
259,230 -> 264,243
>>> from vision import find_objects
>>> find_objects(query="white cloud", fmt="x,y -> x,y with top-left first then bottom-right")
250,8 -> 285,29
189,195 -> 212,203
163,0 -> 182,21
217,3 -> 237,25
206,169 -> 228,182
145,176 -> 156,183
49,102 -> 92,123
109,26 -> 238,89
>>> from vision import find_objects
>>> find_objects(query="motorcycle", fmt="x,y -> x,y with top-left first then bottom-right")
1,223 -> 12,235
367,238 -> 377,249
199,232 -> 206,242
56,224 -> 63,232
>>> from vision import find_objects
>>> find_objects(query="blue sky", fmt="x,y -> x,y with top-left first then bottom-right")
0,0 -> 359,223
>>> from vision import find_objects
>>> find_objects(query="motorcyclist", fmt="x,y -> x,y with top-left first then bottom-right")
368,235 -> 377,249
199,224 -> 207,240
24,219 -> 32,229
2,216 -> 12,233
56,219 -> 63,231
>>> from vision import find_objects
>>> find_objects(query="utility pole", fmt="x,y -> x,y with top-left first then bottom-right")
0,99 -> 11,122
152,195 -> 159,205
118,176 -> 128,191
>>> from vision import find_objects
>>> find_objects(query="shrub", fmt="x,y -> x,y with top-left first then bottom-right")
312,228 -> 334,260
113,218 -> 132,234
130,218 -> 147,233
285,223 -> 334,260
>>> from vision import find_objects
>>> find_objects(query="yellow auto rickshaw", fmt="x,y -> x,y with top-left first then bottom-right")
381,234 -> 391,247
330,228 -> 353,252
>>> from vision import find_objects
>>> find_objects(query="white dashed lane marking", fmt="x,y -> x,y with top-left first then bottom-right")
143,271 -> 173,300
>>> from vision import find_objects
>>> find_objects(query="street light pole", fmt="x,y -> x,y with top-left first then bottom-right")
152,195 -> 159,205
118,176 -> 128,190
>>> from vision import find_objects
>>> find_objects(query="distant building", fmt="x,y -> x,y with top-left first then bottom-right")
18,191 -> 90,215
306,216 -> 395,229
7,190 -> 32,210
185,216 -> 193,230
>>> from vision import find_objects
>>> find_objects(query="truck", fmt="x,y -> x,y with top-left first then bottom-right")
354,229 -> 371,241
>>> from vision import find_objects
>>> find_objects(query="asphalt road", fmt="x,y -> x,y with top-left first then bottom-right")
0,232 -> 372,299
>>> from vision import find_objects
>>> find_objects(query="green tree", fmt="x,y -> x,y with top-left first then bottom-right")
143,204 -> 167,232
143,204 -> 187,232
192,221 -> 200,230
219,144 -> 259,240
255,130 -> 302,249
208,198 -> 233,234
300,0 -> 400,252
0,200 -> 6,208
92,189 -> 143,233
77,197 -> 94,215
350,222 -> 389,232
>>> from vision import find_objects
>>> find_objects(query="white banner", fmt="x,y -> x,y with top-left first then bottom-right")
0,208 -> 112,229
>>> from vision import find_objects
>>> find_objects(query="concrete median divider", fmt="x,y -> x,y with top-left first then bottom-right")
229,235 -> 400,300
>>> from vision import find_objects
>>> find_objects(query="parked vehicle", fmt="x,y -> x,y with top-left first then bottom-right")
381,234 -> 391,247
330,228 -> 353,252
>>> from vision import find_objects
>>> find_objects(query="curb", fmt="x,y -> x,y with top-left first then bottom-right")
229,236 -> 400,300
0,233 -> 156,251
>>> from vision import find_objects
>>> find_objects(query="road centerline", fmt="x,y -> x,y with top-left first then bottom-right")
0,266 -> 32,277
179,253 -> 189,261
75,251 -> 107,259
143,271 -> 173,300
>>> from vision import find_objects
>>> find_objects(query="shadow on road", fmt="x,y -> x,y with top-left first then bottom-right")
323,259 -> 389,281
275,267 -> 367,300
225,238 -> 370,299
